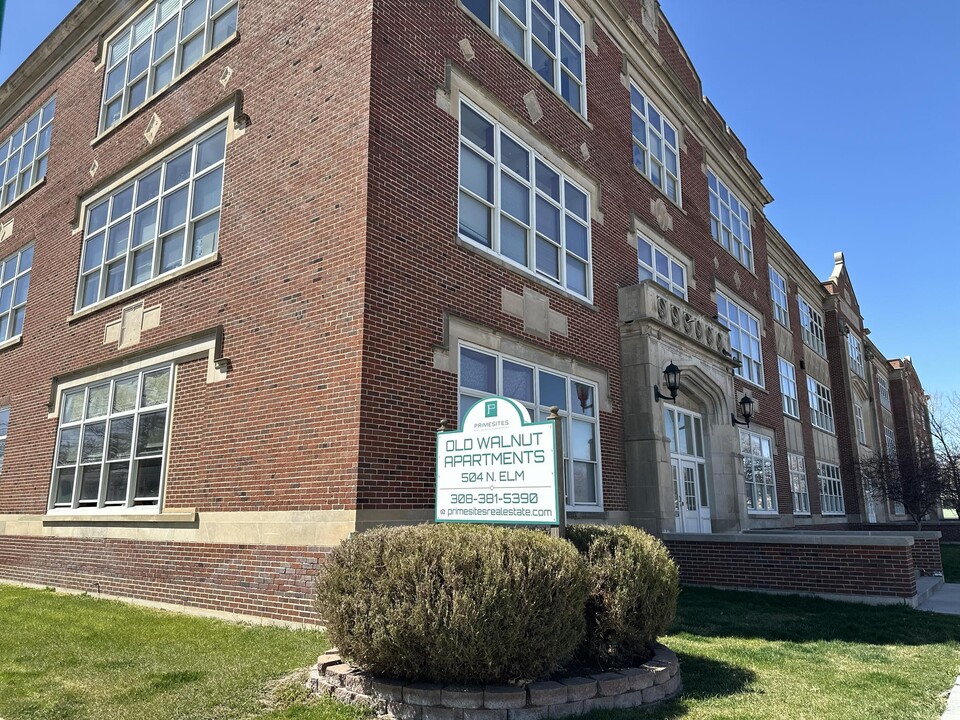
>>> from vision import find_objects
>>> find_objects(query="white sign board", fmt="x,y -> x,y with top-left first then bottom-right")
436,396 -> 559,525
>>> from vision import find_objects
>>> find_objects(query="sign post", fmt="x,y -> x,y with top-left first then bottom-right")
436,396 -> 560,527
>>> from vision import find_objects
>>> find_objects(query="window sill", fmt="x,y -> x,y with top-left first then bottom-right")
0,176 -> 47,219
90,32 -> 240,149
821,512 -> 846,517
632,165 -> 685,214
68,252 -> 220,322
735,376 -> 768,395
43,508 -> 197,525
793,513 -> 812,518
748,511 -> 780,517
0,334 -> 22,352
811,426 -> 836,436
455,234 -> 597,312
457,2 -> 592,131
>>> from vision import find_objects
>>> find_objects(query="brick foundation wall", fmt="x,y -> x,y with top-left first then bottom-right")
664,535 -> 917,598
0,536 -> 327,623
912,536 -> 943,574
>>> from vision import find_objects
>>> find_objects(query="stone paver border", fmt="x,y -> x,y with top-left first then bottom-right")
307,644 -> 682,718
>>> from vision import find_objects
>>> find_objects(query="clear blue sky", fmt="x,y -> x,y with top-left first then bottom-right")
2,1 -> 959,394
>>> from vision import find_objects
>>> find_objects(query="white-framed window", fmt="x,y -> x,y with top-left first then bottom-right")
788,452 -> 809,515
100,0 -> 238,132
462,0 -> 586,115
637,234 -> 685,299
893,501 -> 906,516
458,99 -> 591,299
807,377 -> 835,433
630,86 -> 680,203
0,96 -> 55,211
778,356 -> 799,419
717,291 -> 763,386
854,403 -> 867,445
458,344 -> 601,510
884,425 -> 897,459
877,373 -> 891,409
0,244 -> 33,341
708,170 -> 752,269
847,333 -> 864,378
818,461 -> 844,515
740,429 -> 776,513
0,406 -> 8,474
50,364 -> 173,510
797,294 -> 826,356
77,122 -> 227,310
769,265 -> 789,326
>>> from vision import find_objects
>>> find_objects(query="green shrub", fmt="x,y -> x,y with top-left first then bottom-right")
316,523 -> 590,684
567,524 -> 679,668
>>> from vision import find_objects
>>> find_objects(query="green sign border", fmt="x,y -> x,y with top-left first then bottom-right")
435,396 -> 560,526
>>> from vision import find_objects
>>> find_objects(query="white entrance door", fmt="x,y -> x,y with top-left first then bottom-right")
673,458 -> 710,533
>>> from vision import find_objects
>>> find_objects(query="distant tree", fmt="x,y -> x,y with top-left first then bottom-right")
857,449 -> 943,530
929,393 -> 960,516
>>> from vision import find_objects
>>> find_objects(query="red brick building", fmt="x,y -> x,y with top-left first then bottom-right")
0,0 -> 932,621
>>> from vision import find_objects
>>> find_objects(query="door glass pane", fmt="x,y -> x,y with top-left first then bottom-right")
663,408 -> 676,453
698,464 -> 708,507
676,412 -> 688,455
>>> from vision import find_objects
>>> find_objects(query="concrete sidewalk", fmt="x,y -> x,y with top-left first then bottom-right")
919,582 -> 960,616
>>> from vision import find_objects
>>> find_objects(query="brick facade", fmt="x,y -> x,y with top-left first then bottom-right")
0,0 -> 935,620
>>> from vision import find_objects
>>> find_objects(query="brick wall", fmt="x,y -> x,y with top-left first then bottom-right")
664,535 -> 918,599
0,535 -> 326,623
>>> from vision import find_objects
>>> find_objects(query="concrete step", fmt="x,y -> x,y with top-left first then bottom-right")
916,575 -> 945,606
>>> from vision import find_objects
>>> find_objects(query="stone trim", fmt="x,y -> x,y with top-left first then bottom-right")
307,645 -> 682,718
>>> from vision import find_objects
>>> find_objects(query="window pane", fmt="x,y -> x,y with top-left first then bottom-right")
135,457 -> 163,499
572,462 -> 596,504
55,467 -> 76,504
87,384 -> 110,418
460,348 -> 496,393
81,421 -> 107,463
460,148 -> 493,201
535,237 -> 559,279
192,167 -> 223,217
191,212 -> 220,260
106,463 -> 130,503
164,150 -> 193,190
502,361 -> 534,403
196,129 -> 227,172
539,372 -> 566,410
79,465 -> 102,503
107,416 -> 134,460
57,427 -> 81,465
212,5 -> 238,46
500,217 -> 527,265
459,193 -> 491,247
571,419 -> 595,460
460,105 -> 494,154
159,230 -> 185,272
141,369 -> 170,406
136,411 -> 167,456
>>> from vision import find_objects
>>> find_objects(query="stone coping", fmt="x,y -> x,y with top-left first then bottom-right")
307,644 -> 682,719
743,529 -> 943,540
663,531 -> 914,547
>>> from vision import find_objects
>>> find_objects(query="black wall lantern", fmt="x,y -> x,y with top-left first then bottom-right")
731,393 -> 754,427
654,361 -> 681,403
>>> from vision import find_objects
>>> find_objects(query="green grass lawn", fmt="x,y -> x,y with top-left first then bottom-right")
0,583 -> 958,720
942,543 -> 960,583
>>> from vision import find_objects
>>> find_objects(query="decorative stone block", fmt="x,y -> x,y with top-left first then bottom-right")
343,671 -> 373,695
315,681 -> 335,697
442,685 -> 485,709
592,672 -> 630,696
641,684 -> 665,704
618,667 -> 654,691
372,678 -> 407,703
389,701 -> 423,720
547,700 -> 584,718
463,708 -> 507,720
317,653 -> 341,671
325,663 -> 352,686
662,674 -> 681,696
405,683 -> 444,706
483,685 -> 527,709
526,681 -> 567,706
333,687 -> 356,703
424,706 -> 464,720
506,706 -> 547,720
558,677 -> 597,702
583,695 -> 621,712
641,660 -> 670,685
653,643 -> 679,675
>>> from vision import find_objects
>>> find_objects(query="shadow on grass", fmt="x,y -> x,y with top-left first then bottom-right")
673,586 -> 960,646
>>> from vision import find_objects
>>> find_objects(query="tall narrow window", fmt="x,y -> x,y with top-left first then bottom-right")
797,294 -> 826,356
807,377 -> 835,433
631,86 -> 680,203
884,426 -> 897,459
100,0 -> 239,132
708,170 -> 752,269
788,452 -> 809,515
637,235 -> 685,299
51,365 -> 173,510
0,407 -> 9,474
740,429 -> 777,513
818,461 -> 844,515
877,374 -> 891,409
0,244 -> 33,341
778,356 -> 799,419
847,333 -> 864,377
854,403 -> 867,445
458,100 -> 591,299
77,123 -> 227,309
769,266 -> 789,326
462,0 -> 585,114
0,96 -> 55,210
717,291 -> 763,386
458,344 -> 601,510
